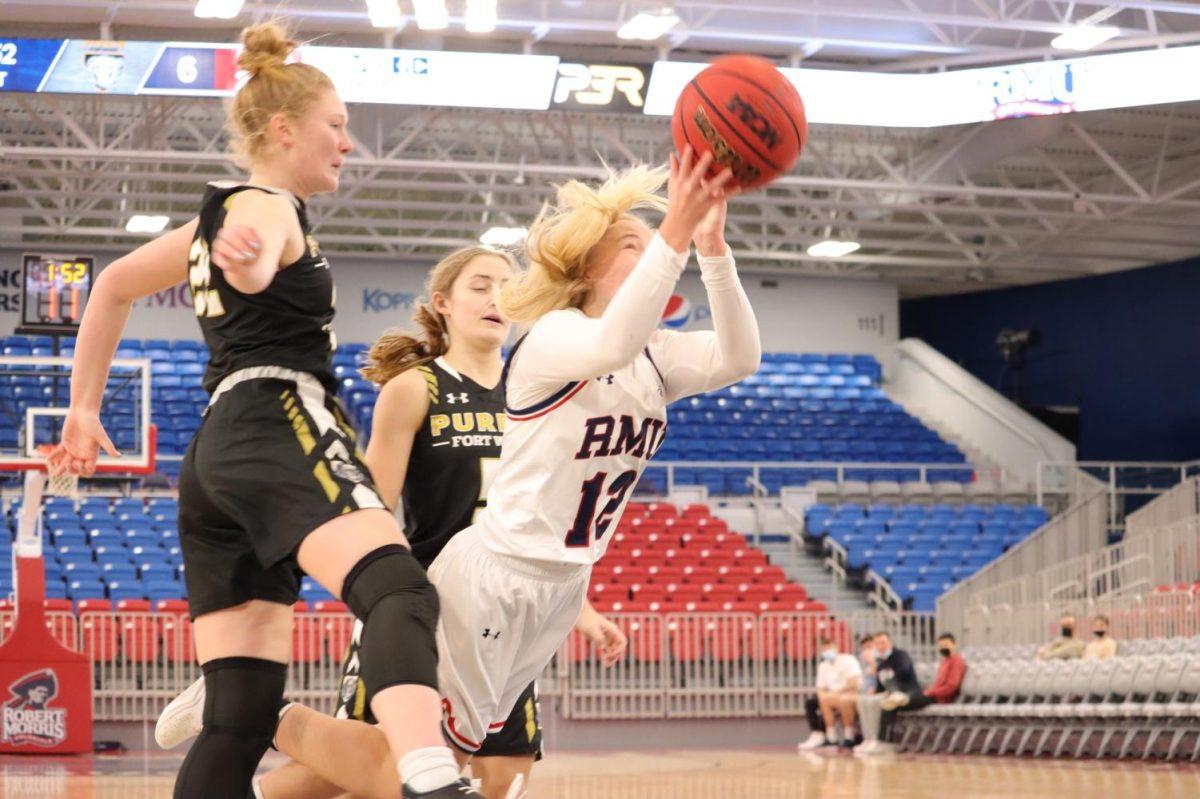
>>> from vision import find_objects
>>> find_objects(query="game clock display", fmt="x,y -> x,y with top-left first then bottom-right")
18,254 -> 93,335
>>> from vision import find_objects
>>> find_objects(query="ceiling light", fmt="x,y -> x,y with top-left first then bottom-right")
1050,25 -> 1119,51
806,239 -> 861,258
126,215 -> 171,234
193,0 -> 245,19
465,0 -> 497,33
617,9 -> 680,41
365,0 -> 403,28
480,226 -> 527,246
413,0 -> 449,30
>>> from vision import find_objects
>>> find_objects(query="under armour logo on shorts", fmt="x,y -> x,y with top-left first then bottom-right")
482,628 -> 502,640
446,393 -> 469,404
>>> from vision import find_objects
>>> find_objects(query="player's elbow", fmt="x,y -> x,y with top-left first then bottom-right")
92,261 -> 140,307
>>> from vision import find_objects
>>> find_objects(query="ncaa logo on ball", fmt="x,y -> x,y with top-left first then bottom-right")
661,295 -> 691,329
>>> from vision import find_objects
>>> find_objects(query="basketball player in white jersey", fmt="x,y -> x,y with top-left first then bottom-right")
160,146 -> 757,799
432,146 -> 759,751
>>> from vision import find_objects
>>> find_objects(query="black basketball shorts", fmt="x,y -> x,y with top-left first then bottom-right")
178,367 -> 386,619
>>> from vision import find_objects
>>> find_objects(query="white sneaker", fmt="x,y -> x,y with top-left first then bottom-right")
797,731 -> 828,751
852,740 -> 879,757
155,676 -> 206,749
881,691 -> 910,711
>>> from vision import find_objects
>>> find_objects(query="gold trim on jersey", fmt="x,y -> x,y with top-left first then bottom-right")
416,364 -> 439,404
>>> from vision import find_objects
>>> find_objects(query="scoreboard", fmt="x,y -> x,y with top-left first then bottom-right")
18,254 -> 93,335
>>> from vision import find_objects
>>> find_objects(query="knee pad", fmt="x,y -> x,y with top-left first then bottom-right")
342,544 -> 440,696
173,658 -> 286,799
202,656 -> 287,734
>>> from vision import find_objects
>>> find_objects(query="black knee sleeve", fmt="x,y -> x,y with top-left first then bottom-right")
342,544 -> 440,697
172,657 -> 286,799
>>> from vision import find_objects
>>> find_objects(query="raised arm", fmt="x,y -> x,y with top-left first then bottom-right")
649,199 -> 761,404
514,233 -> 687,384
47,219 -> 198,476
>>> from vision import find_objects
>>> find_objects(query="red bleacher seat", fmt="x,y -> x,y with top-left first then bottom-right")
121,616 -> 160,663
682,566 -> 719,584
315,602 -> 354,663
78,603 -> 119,662
621,616 -> 662,663
291,602 -> 322,664
630,584 -> 670,604
774,583 -> 808,602
117,599 -> 152,613
160,613 -> 194,664
668,620 -> 705,662
647,564 -> 685,583
156,599 -> 189,616
44,599 -> 73,612
753,565 -> 788,583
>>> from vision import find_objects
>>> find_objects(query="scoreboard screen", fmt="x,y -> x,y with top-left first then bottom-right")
19,253 -> 93,335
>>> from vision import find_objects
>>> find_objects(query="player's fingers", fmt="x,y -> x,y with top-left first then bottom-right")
220,231 -> 258,264
669,151 -> 679,182
707,166 -> 735,194
96,428 -> 121,458
689,151 -> 715,190
679,144 -> 694,177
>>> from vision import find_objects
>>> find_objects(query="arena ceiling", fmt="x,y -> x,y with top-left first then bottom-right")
2,1 -> 1200,296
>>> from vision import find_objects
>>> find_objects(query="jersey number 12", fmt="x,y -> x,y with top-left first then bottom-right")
564,470 -> 638,548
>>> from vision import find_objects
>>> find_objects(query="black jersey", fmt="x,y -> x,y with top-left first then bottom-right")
402,358 -> 504,568
188,181 -> 338,394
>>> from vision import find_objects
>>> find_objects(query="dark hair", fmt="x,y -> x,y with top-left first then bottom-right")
858,635 -> 874,647
938,633 -> 956,644
874,631 -> 892,641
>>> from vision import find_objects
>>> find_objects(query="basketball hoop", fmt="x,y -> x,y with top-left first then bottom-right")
44,463 -> 80,501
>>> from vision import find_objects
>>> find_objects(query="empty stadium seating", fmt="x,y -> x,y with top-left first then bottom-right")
1,336 -> 972,495
805,502 -> 1050,611
588,501 -> 818,617
898,638 -> 1200,760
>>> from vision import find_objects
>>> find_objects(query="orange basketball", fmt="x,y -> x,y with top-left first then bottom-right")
671,54 -> 807,191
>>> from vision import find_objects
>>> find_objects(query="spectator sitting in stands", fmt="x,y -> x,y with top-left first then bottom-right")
798,634 -> 864,751
1083,615 -> 1118,660
854,632 -> 920,756
878,633 -> 967,741
1036,613 -> 1086,660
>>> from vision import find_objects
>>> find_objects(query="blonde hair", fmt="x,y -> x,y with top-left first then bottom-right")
360,247 -> 518,385
229,22 -> 335,164
499,166 -> 668,324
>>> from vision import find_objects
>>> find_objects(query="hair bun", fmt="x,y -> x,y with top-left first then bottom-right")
238,22 -> 296,75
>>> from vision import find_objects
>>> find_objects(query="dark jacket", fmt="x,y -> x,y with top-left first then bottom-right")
876,648 -> 921,695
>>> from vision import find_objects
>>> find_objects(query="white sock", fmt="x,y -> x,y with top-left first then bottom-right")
399,746 -> 461,793
251,776 -> 266,799
824,732 -> 835,743
846,726 -> 857,739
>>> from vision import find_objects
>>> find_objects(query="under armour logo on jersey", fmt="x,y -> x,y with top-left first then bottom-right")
482,628 -> 502,640
446,393 -> 469,404
597,374 -> 614,385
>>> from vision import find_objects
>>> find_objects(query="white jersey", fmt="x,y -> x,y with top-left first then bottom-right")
474,232 -> 761,569
476,325 -> 668,566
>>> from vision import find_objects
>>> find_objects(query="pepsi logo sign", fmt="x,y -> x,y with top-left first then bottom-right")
661,294 -> 691,329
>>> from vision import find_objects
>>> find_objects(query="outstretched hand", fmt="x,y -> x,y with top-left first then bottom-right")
42,411 -> 120,477
659,145 -> 734,254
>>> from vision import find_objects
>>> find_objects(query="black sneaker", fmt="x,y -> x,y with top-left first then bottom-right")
402,779 -> 484,798
841,738 -> 856,749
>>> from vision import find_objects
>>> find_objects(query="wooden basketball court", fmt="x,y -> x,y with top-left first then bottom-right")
2,749 -> 1198,798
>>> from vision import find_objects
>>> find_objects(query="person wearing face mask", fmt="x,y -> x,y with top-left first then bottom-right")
854,631 -> 922,756
1082,615 -> 1119,660
1036,613 -> 1087,660
878,634 -> 967,742
798,634 -> 864,751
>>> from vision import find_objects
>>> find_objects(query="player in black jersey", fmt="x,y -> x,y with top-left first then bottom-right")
219,247 -> 627,799
48,23 -> 479,799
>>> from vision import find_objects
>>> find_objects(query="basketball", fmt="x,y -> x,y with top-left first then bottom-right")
671,54 -> 807,190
